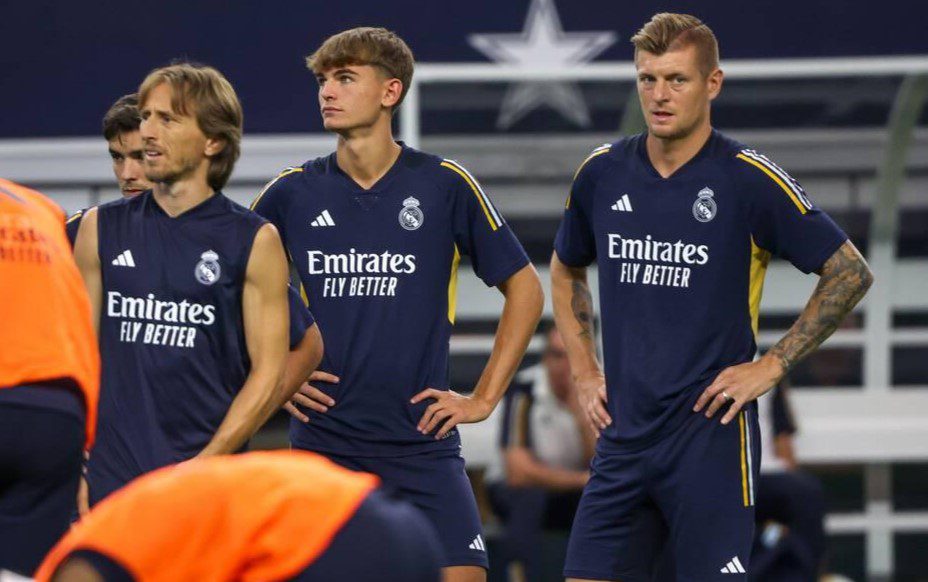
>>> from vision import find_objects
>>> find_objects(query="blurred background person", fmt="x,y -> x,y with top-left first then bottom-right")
485,323 -> 596,581
751,378 -> 828,582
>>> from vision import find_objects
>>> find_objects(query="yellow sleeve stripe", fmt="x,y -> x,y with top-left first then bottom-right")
567,145 -> 611,209
447,244 -> 461,324
250,167 -> 303,211
65,210 -> 84,224
736,153 -> 809,215
440,160 -> 502,231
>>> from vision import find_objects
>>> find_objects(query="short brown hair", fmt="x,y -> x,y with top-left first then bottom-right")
631,13 -> 719,76
138,62 -> 243,191
102,94 -> 141,141
306,27 -> 415,109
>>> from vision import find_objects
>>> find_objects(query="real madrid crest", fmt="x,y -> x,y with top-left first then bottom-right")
195,250 -> 221,286
399,196 -> 424,231
692,187 -> 717,223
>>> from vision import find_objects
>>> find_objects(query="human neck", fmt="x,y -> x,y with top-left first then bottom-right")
335,124 -> 402,190
645,122 -> 713,178
150,167 -> 215,217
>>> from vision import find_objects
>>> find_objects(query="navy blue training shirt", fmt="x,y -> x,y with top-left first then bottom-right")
252,144 -> 530,457
67,204 -> 313,346
86,191 -> 301,503
554,131 -> 847,452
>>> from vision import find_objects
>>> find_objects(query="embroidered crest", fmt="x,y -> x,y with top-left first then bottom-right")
693,187 -> 717,223
194,250 -> 221,285
399,196 -> 424,230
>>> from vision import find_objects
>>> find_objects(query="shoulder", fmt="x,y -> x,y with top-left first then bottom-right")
410,148 -> 477,191
726,142 -> 814,212
0,179 -> 63,219
224,196 -> 270,230
250,157 -> 328,211
573,136 -> 634,182
97,191 -> 144,218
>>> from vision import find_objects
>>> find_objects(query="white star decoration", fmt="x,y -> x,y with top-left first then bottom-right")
468,0 -> 618,129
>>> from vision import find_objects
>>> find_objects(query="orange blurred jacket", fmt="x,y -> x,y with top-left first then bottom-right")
36,451 -> 380,581
0,178 -> 99,446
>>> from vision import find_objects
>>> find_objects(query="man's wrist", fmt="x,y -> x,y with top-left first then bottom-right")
573,369 -> 605,384
761,352 -> 788,382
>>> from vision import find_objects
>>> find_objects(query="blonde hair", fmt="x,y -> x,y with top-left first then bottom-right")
306,27 -> 415,110
631,13 -> 719,76
138,63 -> 243,191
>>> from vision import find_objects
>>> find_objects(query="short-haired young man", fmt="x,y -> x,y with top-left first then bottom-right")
552,13 -> 873,580
74,63 -> 321,506
252,27 -> 544,582
66,94 -> 154,245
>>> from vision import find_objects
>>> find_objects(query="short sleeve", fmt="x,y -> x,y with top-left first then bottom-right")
443,160 -> 530,287
250,167 -> 302,248
554,146 -> 609,267
738,150 -> 847,274
286,285 -> 315,350
65,210 -> 84,248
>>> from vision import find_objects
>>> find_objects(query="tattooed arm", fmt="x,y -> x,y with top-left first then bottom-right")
695,240 -> 873,424
551,252 -> 611,436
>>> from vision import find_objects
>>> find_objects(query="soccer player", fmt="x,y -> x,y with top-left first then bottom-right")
0,179 -> 99,575
552,13 -> 873,581
36,451 -> 442,582
251,28 -> 544,581
73,63 -> 310,507
68,91 -> 321,515
66,94 -> 154,245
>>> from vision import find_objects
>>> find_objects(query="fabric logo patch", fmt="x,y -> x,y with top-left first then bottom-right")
693,187 -> 717,222
195,250 -> 221,285
399,196 -> 424,230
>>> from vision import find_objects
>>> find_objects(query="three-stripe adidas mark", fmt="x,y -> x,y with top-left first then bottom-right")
311,210 -> 335,227
468,535 -> 486,552
720,556 -> 746,574
611,194 -> 633,212
112,250 -> 136,267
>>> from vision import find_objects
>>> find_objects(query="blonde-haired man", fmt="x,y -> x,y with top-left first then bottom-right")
252,28 -> 544,582
552,13 -> 872,580
75,63 -> 321,506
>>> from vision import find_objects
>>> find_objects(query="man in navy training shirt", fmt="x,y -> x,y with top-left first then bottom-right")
251,27 -> 544,582
552,13 -> 873,581
66,94 -> 154,244
73,63 -> 323,507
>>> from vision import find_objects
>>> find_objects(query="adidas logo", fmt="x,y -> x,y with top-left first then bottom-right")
468,534 -> 486,552
112,250 -> 136,267
311,210 -> 335,227
611,194 -> 633,212
720,556 -> 746,574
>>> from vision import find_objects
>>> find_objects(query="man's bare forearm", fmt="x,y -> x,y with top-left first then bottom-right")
472,264 -> 544,408
551,253 -> 602,380
767,241 -> 873,373
198,370 -> 283,456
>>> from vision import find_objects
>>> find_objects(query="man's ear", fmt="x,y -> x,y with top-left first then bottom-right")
204,137 -> 227,157
382,78 -> 403,109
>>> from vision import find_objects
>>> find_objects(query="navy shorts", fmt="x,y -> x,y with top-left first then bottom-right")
318,448 -> 489,570
0,384 -> 84,576
564,407 -> 761,581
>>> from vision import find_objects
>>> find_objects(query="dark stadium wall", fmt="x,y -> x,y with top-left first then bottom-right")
2,0 -> 926,137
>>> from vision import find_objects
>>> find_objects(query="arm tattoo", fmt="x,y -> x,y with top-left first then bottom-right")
571,279 -> 595,340
768,242 -> 874,372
